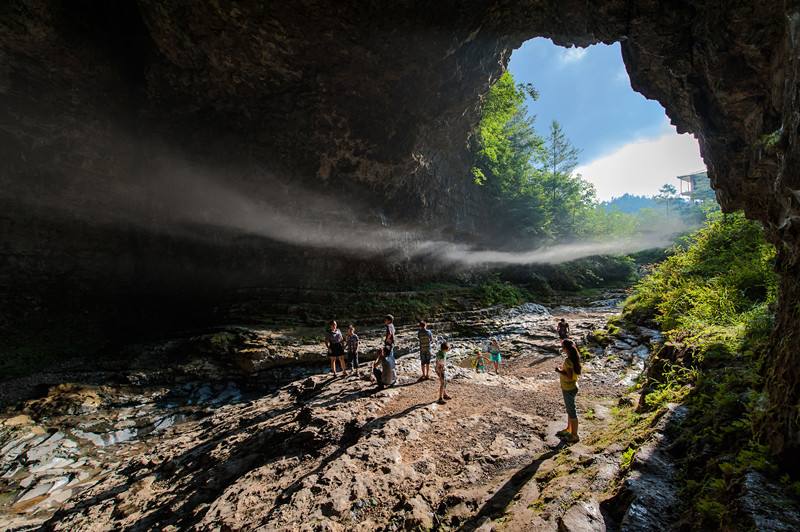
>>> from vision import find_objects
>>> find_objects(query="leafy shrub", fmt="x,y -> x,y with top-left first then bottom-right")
620,447 -> 637,471
623,212 -> 776,350
621,211 -> 783,528
478,275 -> 529,307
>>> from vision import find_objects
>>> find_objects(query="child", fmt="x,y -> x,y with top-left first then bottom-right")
557,318 -> 570,340
346,324 -> 360,375
417,320 -> 434,381
487,338 -> 502,375
383,314 -> 396,358
324,320 -> 347,377
435,342 -> 452,404
372,346 -> 397,390
555,338 -> 582,443
473,349 -> 488,373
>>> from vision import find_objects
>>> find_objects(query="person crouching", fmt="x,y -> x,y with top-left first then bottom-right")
372,346 -> 397,390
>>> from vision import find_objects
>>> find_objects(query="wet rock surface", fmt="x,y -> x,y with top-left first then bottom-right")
0,295 -> 645,530
4,293 -> 796,530
3,0 -> 800,466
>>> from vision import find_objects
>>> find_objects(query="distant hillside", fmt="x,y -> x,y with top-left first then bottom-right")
601,193 -> 659,213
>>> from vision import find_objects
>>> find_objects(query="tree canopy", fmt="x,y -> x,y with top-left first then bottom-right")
470,71 -> 717,249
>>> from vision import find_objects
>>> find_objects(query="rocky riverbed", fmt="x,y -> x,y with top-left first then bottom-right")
1,293 -> 669,530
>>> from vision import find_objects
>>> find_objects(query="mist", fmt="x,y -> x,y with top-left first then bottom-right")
8,157 -> 684,267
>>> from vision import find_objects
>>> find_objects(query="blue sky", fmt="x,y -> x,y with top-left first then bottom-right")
508,38 -> 705,200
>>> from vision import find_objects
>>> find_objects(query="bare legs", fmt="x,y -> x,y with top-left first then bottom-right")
330,356 -> 347,376
436,364 -> 450,403
569,418 -> 579,441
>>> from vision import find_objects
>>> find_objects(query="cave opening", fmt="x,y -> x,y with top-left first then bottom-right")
474,35 -> 713,255
2,2 -> 800,528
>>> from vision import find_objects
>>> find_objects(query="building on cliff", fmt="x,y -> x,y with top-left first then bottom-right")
677,170 -> 714,202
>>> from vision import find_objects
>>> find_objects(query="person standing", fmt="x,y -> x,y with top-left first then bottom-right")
555,338 -> 582,443
383,314 -> 396,358
417,320 -> 434,381
324,320 -> 347,377
345,324 -> 360,376
487,338 -> 502,375
557,318 -> 570,340
435,342 -> 452,404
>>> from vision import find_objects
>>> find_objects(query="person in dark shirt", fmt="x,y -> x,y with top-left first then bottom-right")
557,318 -> 570,340
417,320 -> 434,381
383,314 -> 396,358
345,324 -> 360,375
324,320 -> 347,377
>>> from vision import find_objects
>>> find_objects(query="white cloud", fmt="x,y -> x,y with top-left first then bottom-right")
559,47 -> 588,64
575,126 -> 706,201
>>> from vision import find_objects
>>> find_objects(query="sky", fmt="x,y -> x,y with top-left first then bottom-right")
507,38 -> 706,201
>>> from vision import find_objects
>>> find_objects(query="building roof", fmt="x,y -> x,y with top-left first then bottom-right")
676,170 -> 708,182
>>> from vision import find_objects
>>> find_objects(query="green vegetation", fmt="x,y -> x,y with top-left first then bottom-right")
471,71 -> 717,249
502,254 -> 637,294
623,211 -> 776,338
620,446 -> 637,471
478,275 -> 530,307
617,211 -> 785,528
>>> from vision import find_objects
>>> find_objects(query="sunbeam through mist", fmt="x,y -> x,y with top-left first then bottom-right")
7,158 -> 683,268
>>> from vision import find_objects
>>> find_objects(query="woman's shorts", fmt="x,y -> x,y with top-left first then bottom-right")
562,387 -> 578,418
490,353 -> 502,363
329,343 -> 345,357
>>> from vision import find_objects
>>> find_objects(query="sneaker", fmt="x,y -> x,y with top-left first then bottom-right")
556,429 -> 570,437
566,434 -> 580,443
437,399 -> 446,405
417,376 -> 425,382
443,394 -> 452,401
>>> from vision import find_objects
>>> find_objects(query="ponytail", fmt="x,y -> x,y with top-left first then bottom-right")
562,339 -> 582,375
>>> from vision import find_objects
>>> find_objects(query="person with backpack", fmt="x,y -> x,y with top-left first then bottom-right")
417,320 -> 434,381
555,338 -> 582,443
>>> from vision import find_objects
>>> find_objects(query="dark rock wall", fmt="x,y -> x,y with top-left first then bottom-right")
2,1 -> 800,458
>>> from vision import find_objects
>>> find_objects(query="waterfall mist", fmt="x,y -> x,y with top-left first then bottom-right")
6,156 -> 685,268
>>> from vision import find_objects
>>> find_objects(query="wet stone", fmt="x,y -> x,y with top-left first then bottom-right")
559,500 -> 606,532
30,457 -> 75,473
17,482 -> 54,503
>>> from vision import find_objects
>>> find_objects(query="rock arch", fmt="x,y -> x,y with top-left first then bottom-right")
1,1 -> 798,460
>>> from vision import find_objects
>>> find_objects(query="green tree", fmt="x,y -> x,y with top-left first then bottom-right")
540,120 -> 580,205
471,72 -> 550,243
471,72 -> 543,191
656,183 -> 679,216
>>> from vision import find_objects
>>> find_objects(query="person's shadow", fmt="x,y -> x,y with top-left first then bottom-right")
457,441 -> 567,531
